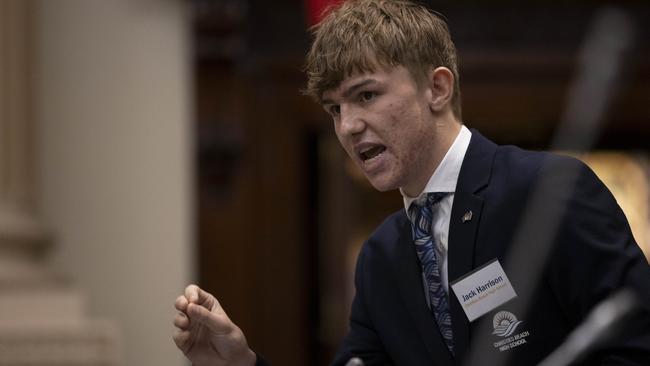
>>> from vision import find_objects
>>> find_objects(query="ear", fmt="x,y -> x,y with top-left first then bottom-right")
426,67 -> 454,113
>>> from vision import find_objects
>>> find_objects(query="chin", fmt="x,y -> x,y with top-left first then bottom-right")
366,176 -> 399,192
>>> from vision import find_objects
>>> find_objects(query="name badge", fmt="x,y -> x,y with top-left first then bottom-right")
450,259 -> 517,322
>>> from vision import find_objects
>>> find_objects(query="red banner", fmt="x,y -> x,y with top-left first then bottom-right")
305,0 -> 344,26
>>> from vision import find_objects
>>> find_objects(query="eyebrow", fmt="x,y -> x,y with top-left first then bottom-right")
321,78 -> 379,105
343,78 -> 378,99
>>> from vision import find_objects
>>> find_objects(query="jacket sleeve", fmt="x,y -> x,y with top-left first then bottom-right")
331,244 -> 395,366
546,158 -> 650,364
254,352 -> 270,366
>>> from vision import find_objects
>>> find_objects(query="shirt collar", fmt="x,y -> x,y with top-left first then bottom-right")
401,125 -> 472,212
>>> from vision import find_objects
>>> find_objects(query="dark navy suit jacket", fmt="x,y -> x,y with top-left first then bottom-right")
331,130 -> 650,366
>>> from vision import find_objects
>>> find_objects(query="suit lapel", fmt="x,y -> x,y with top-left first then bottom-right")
391,130 -> 498,365
447,129 -> 497,363
393,216 -> 455,366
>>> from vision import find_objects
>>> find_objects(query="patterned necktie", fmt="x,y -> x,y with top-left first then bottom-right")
408,192 -> 454,354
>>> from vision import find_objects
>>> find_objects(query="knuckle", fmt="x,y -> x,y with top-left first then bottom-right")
192,304 -> 207,318
173,314 -> 185,328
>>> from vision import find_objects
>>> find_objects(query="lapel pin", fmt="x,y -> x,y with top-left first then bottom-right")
461,210 -> 473,223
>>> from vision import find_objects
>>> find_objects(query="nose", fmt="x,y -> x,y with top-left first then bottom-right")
337,105 -> 365,137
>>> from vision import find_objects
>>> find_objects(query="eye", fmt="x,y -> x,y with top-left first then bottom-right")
329,105 -> 341,116
359,91 -> 375,102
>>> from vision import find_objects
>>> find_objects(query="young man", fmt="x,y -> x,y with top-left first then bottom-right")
173,1 -> 650,365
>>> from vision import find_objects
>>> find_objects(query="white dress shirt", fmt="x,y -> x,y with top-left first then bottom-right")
401,125 -> 471,299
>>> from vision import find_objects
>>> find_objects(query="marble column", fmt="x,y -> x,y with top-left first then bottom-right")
0,0 -> 119,364
0,0 -> 49,284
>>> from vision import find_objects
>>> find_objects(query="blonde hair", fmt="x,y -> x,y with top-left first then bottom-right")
304,0 -> 461,119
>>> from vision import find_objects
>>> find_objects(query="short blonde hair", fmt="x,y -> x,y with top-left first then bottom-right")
304,0 -> 461,119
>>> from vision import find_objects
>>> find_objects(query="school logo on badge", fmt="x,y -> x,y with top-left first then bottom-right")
492,311 -> 523,337
491,310 -> 530,352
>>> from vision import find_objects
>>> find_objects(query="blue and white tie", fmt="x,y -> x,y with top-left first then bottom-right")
408,192 -> 454,354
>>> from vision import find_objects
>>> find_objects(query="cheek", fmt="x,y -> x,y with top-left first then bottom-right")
388,105 -> 428,153
392,122 -> 433,176
333,126 -> 347,147
395,136 -> 419,170
335,136 -> 357,161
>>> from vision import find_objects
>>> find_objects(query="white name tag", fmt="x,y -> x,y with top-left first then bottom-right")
450,259 -> 517,322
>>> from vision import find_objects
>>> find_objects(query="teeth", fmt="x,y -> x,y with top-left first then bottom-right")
360,145 -> 385,161
361,148 -> 374,156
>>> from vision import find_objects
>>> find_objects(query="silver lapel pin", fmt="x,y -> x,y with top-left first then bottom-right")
461,210 -> 473,223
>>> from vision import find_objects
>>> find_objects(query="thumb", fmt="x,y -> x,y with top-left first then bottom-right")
187,302 -> 233,335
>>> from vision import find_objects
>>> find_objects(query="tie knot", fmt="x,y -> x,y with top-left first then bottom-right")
425,192 -> 447,206
408,192 -> 447,226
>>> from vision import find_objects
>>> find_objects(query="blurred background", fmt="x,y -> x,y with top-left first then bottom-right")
0,0 -> 648,365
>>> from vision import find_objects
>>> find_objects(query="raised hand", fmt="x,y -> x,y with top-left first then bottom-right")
173,284 -> 256,366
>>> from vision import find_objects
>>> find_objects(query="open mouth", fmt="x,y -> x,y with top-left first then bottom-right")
359,145 -> 387,162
